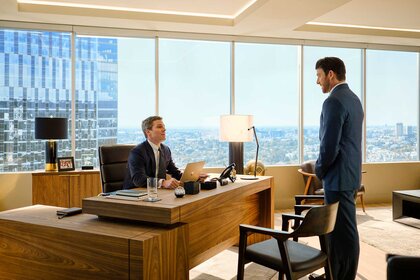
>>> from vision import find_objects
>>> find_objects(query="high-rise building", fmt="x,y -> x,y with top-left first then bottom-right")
396,122 -> 404,137
0,29 -> 118,172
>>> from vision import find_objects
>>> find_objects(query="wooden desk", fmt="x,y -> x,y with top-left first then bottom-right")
84,176 -> 274,268
0,176 -> 273,279
0,205 -> 188,280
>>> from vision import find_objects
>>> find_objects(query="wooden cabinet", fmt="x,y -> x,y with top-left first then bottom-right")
32,170 -> 102,208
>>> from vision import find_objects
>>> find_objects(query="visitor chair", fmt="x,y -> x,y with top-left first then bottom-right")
237,202 -> 339,280
98,144 -> 136,193
297,160 -> 366,212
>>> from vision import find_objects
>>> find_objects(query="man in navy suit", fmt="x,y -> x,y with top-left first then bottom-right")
123,116 -> 182,189
313,57 -> 364,280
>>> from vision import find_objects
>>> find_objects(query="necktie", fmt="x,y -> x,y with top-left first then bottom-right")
157,148 -> 165,179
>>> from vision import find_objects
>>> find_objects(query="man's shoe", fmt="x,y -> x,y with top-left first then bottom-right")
308,273 -> 326,280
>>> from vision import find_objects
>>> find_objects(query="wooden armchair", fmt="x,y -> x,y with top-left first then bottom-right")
237,202 -> 339,280
297,160 -> 366,212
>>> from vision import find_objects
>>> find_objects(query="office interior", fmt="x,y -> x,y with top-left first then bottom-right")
1,0 -> 420,213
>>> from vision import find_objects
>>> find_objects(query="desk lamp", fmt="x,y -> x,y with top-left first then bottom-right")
35,117 -> 68,171
219,115 -> 253,174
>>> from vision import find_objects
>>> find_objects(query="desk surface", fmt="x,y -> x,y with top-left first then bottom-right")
83,175 -> 273,224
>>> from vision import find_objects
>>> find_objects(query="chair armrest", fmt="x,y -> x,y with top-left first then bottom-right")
281,213 -> 304,231
295,194 -> 324,205
297,169 -> 317,177
239,224 -> 290,240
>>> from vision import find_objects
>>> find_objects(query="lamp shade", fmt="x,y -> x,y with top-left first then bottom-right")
35,117 -> 68,139
220,115 -> 253,142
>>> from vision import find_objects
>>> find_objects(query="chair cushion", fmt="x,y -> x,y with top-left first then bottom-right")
245,238 -> 327,273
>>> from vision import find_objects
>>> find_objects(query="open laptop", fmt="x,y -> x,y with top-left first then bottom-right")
180,161 -> 205,182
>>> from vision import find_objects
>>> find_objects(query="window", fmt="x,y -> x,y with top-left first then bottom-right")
74,36 -> 155,167
366,50 -> 418,162
0,29 -> 71,172
235,42 -> 299,165
159,39 -> 230,167
303,46 -> 362,161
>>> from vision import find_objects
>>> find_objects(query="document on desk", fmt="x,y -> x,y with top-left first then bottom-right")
106,194 -> 143,201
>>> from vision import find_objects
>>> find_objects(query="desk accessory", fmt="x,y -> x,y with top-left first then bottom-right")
115,189 -> 147,197
174,186 -> 185,198
201,181 -> 217,190
56,207 -> 82,219
82,165 -> 94,170
184,181 -> 200,194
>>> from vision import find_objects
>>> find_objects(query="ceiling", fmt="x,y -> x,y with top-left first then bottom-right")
2,0 -> 420,47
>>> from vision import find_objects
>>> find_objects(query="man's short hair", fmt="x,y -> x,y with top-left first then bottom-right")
142,116 -> 162,138
315,57 -> 346,81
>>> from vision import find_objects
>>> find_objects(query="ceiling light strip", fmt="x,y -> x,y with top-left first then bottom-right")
307,21 -> 420,33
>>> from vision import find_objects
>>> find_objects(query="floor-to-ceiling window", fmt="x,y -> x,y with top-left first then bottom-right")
366,49 -> 419,162
1,25 -> 419,172
0,29 -> 71,172
235,42 -> 299,165
74,35 -> 155,167
159,38 -> 230,168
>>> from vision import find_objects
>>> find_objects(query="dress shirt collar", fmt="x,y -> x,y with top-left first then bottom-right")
147,139 -> 161,152
330,81 -> 347,94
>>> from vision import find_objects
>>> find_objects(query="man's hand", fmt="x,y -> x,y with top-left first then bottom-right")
162,178 -> 180,189
198,173 -> 209,183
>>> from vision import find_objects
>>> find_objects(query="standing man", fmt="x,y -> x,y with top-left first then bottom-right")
123,116 -> 182,189
314,57 -> 364,280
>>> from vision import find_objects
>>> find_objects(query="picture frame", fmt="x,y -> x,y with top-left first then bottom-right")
57,157 -> 75,171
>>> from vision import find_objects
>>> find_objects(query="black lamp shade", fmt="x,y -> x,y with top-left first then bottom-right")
35,117 -> 68,139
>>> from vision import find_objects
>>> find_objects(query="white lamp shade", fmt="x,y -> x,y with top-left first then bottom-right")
220,115 -> 253,142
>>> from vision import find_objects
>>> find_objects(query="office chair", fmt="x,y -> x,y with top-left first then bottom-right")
387,254 -> 420,280
237,202 -> 339,280
297,160 -> 366,213
98,144 -> 136,193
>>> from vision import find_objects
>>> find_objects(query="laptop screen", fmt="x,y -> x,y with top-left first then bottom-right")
180,161 -> 205,182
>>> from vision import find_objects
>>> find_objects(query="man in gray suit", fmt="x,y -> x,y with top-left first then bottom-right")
313,57 -> 364,280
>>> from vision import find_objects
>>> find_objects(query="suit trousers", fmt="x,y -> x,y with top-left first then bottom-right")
324,190 -> 360,280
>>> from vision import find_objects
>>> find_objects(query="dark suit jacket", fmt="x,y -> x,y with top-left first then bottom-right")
315,83 -> 364,191
123,141 -> 182,189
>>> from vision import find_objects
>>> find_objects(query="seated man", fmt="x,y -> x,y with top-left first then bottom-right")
123,116 -> 182,189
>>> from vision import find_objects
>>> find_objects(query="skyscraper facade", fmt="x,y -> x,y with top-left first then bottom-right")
0,29 -> 118,172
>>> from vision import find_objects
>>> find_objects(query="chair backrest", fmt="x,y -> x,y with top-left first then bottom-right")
293,202 -> 339,238
98,144 -> 136,193
300,160 -> 323,194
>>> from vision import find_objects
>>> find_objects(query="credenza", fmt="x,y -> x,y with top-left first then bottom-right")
32,170 -> 102,208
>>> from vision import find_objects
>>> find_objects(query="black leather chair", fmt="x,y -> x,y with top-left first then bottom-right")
387,254 -> 420,280
237,202 -> 339,280
98,144 -> 136,193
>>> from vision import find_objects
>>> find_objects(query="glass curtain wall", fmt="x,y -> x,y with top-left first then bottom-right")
235,42 -> 299,165
366,49 -> 419,162
0,29 -> 71,172
74,35 -> 155,167
159,38 -> 230,168
1,26 -> 420,172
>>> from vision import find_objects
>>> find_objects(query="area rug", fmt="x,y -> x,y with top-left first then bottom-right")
356,206 -> 420,256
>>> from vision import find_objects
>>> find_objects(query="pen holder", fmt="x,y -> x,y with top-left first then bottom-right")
184,181 -> 200,195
